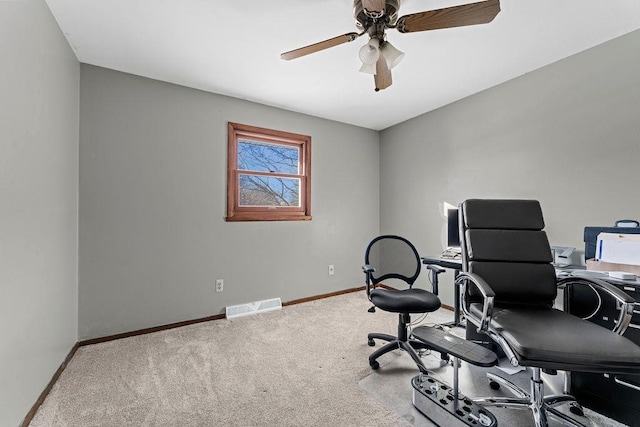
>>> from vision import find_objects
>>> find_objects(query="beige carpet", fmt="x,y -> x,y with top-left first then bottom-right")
29,291 -> 627,426
30,291 -> 453,426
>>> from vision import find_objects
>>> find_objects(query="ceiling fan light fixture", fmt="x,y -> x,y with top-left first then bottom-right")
358,38 -> 380,65
380,41 -> 404,69
359,62 -> 377,75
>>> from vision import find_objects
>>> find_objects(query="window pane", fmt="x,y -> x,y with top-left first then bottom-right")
239,174 -> 300,207
237,139 -> 299,174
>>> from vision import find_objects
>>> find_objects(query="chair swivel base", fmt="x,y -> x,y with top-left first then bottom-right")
368,312 -> 449,374
475,369 -> 587,427
367,332 -> 437,374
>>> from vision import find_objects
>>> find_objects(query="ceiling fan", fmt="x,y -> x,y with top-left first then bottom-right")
281,0 -> 500,91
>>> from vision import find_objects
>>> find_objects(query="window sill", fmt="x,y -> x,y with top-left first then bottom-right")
225,215 -> 312,222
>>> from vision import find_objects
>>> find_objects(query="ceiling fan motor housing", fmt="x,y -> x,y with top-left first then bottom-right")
354,0 -> 399,31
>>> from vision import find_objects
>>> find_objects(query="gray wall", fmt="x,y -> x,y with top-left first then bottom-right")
2,4 -> 637,419
0,1 -> 79,425
380,29 -> 640,306
78,65 -> 380,340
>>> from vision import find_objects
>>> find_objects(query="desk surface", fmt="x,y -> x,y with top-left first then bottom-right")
421,261 -> 640,286
421,256 -> 462,270
565,269 -> 640,286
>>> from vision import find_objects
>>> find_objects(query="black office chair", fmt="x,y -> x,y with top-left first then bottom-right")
363,235 -> 442,373
456,199 -> 640,427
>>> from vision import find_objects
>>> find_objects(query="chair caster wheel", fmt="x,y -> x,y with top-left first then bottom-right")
569,403 -> 584,416
368,338 -> 375,346
370,360 -> 379,370
489,380 -> 500,390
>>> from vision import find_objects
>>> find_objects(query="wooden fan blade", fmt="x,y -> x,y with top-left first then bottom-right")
363,0 -> 386,14
281,32 -> 360,60
374,57 -> 392,91
396,0 -> 500,33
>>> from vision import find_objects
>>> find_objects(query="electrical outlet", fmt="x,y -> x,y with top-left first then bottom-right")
215,279 -> 224,292
328,265 -> 335,275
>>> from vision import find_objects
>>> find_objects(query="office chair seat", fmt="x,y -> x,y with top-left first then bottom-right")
370,288 -> 440,313
469,303 -> 640,373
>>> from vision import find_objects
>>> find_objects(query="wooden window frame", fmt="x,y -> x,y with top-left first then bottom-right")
226,122 -> 312,222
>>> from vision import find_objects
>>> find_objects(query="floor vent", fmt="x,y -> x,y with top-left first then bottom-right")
225,297 -> 282,319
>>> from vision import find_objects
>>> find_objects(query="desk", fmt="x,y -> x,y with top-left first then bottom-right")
421,256 -> 463,327
565,271 -> 640,426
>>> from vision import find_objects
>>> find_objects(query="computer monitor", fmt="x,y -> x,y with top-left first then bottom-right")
447,208 -> 460,248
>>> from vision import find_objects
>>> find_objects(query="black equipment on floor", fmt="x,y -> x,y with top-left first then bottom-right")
411,325 -> 498,426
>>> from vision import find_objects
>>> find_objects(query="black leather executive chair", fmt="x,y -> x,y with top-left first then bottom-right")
363,235 -> 441,373
456,199 -> 640,427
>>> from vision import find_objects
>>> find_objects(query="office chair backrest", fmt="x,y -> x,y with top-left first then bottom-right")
365,235 -> 421,287
460,199 -> 557,307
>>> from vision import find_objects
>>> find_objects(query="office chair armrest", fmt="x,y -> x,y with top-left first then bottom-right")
363,265 -> 375,298
426,265 -> 445,274
558,276 -> 635,335
455,272 -> 496,333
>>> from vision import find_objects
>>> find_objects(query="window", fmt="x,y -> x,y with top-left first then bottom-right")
226,122 -> 311,221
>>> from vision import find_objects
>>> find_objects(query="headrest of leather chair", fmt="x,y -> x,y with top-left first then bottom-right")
462,199 -> 544,231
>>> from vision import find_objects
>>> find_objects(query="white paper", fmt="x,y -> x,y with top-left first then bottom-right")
596,233 -> 640,266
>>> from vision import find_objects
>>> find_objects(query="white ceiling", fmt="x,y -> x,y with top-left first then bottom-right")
45,0 -> 640,130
